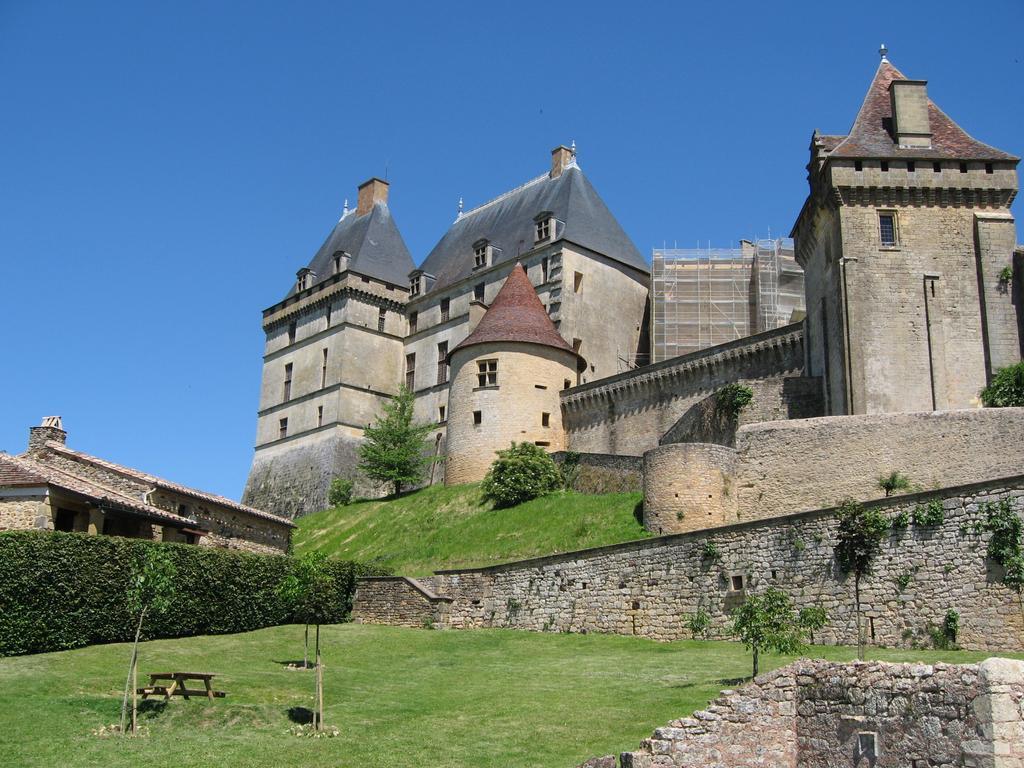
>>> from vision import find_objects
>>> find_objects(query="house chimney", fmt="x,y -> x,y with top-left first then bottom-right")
356,178 -> 389,216
550,145 -> 574,178
28,416 -> 66,455
889,80 -> 932,148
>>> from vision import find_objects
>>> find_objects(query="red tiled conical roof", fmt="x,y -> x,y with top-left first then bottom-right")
450,263 -> 583,366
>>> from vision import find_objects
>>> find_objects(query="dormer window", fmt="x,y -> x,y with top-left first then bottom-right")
473,239 -> 491,270
409,273 -> 422,298
296,268 -> 315,292
332,251 -> 349,275
534,213 -> 552,244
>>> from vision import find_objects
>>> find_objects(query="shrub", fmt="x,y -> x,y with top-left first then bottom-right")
912,499 -> 945,527
0,531 -> 385,656
685,608 -> 711,639
716,383 -> 754,420
327,478 -> 354,507
700,540 -> 721,562
891,509 -> 910,529
929,609 -> 960,650
980,362 -> 1024,407
999,265 -> 1013,285
983,500 -> 1024,591
481,442 -> 561,508
558,451 -> 582,491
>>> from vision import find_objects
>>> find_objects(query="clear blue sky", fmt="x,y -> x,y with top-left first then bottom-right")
2,0 -> 1022,500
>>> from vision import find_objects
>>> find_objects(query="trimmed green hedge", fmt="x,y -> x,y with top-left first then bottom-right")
0,531 -> 386,656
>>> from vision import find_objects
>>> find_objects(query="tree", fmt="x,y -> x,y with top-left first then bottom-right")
357,386 -> 435,495
481,442 -> 561,508
278,552 -> 337,731
327,478 -> 354,507
730,588 -> 810,678
120,547 -> 176,735
833,499 -> 890,660
980,361 -> 1024,407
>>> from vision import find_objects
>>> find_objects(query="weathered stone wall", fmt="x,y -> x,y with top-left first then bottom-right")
732,407 -> 1024,519
620,657 -> 1024,768
354,477 -> 1024,651
642,443 -> 736,535
659,376 -> 823,447
550,452 -> 642,494
351,576 -> 451,628
562,324 -> 805,457
0,497 -> 46,530
149,490 -> 290,555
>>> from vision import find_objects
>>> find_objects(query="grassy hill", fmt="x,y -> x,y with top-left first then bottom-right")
1,624 -> 1011,768
293,484 -> 648,576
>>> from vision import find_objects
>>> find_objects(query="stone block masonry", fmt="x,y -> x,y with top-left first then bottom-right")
351,577 -> 452,628
354,476 -> 1024,652
618,657 -> 1024,767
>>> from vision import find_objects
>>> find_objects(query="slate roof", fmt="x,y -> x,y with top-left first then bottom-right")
286,202 -> 415,298
418,165 -> 648,293
42,442 -> 295,527
450,263 -> 583,367
827,60 -> 1018,161
0,453 -> 195,527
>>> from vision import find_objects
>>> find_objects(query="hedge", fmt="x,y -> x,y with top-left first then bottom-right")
0,531 -> 387,656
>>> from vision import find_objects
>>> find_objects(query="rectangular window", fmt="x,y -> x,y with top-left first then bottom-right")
279,418 -> 288,439
541,256 -> 550,283
535,218 -> 551,242
438,405 -> 446,423
317,405 -> 324,427
573,271 -> 583,292
473,410 -> 482,425
473,243 -> 488,269
854,160 -> 863,172
283,363 -> 293,401
534,441 -> 550,447
326,303 -> 332,327
477,359 -> 498,387
541,412 -> 550,427
378,307 -> 386,332
437,342 -> 449,385
474,283 -> 485,302
985,162 -> 994,174
409,311 -> 418,334
563,379 -> 571,390
933,161 -> 942,173
409,277 -> 421,297
878,212 -> 897,247
959,162 -> 968,173
321,348 -> 328,388
534,384 -> 547,390
405,353 -> 416,391
731,575 -> 744,591
880,160 -> 889,172
906,161 -> 915,173
288,322 -> 296,345
440,298 -> 450,322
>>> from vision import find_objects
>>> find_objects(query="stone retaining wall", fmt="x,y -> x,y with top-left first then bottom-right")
618,657 -> 1024,767
551,452 -> 643,494
352,576 -> 452,628
354,476 -> 1024,651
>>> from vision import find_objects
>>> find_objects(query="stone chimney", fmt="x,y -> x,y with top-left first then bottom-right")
468,300 -> 488,333
28,416 -> 66,455
889,80 -> 932,148
356,178 -> 389,216
550,145 -> 574,178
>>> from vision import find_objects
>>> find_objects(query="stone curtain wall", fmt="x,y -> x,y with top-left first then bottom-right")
562,324 -> 806,457
619,658 -> 1024,768
355,477 -> 1024,651
732,407 -> 1024,520
550,452 -> 643,494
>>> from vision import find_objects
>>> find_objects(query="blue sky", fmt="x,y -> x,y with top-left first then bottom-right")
2,0 -> 1022,500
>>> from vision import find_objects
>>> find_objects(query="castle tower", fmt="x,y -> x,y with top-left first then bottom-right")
243,178 -> 416,517
444,263 -> 583,485
791,53 -> 1021,415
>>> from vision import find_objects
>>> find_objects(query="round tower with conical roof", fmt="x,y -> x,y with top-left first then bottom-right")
445,263 -> 583,485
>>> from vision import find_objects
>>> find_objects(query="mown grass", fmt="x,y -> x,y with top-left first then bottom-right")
293,483 -> 649,575
1,624 -> 1016,768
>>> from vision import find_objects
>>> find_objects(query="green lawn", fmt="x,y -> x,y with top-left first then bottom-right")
294,483 -> 649,575
1,624 -> 1018,768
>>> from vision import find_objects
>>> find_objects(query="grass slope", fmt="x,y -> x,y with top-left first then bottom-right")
294,483 -> 648,575
1,624 -> 1015,768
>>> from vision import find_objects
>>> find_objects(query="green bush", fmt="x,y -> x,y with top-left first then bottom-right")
912,499 -> 945,527
716,383 -> 754,420
0,531 -> 385,656
481,442 -> 561,508
980,362 -> 1024,407
328,477 -> 354,507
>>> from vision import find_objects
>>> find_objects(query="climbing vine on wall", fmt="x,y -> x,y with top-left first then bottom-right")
983,500 -> 1024,591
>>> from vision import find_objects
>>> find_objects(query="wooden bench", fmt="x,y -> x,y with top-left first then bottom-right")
137,672 -> 225,700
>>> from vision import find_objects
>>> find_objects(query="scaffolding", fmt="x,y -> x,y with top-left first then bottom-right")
651,238 -> 803,363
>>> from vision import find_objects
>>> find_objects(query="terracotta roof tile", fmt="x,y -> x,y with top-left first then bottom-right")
828,60 -> 1017,161
450,263 -> 583,365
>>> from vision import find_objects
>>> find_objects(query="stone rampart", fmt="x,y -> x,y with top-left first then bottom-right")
562,324 -> 806,457
550,452 -> 643,494
642,443 -> 736,535
355,476 -> 1024,651
618,657 -> 1024,767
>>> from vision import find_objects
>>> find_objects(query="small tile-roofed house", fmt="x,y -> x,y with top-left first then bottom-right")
0,417 -> 293,554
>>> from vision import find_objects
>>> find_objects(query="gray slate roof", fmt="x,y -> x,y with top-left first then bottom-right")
287,202 -> 415,298
418,165 -> 648,293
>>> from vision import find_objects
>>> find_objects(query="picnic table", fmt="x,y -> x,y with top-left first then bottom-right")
137,672 -> 226,700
